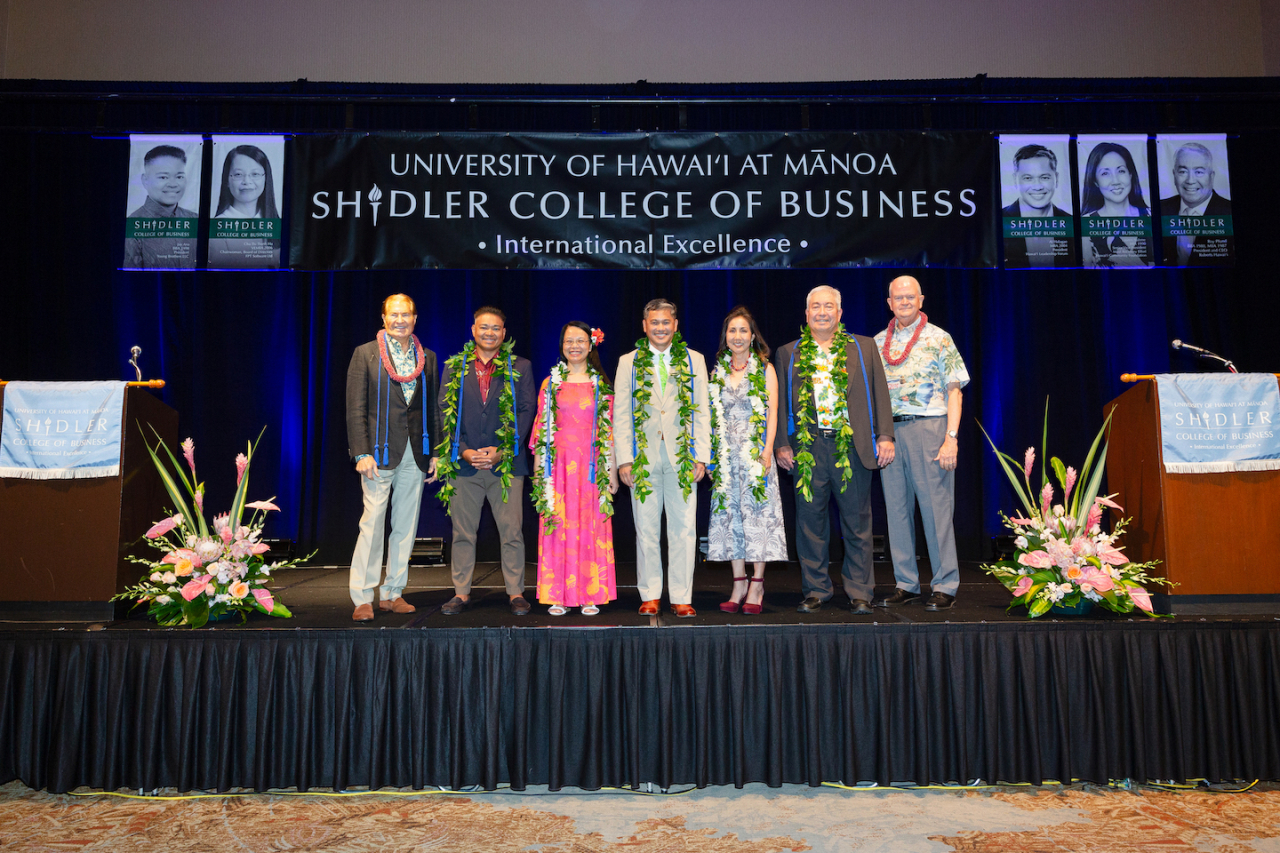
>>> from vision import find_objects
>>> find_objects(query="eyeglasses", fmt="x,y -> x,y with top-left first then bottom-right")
891,295 -> 919,303
229,170 -> 265,182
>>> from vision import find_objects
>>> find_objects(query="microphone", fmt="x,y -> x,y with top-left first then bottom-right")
1170,339 -> 1236,373
128,346 -> 143,382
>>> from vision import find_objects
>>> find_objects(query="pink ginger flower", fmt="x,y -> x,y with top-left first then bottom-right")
1128,586 -> 1154,613
1023,448 -> 1035,480
146,513 -> 183,539
1097,544 -> 1128,565
1063,467 -> 1077,505
181,574 -> 213,601
252,587 -> 275,613
194,490 -> 204,514
246,500 -> 281,512
1013,575 -> 1034,597
1086,504 -> 1103,532
1040,483 -> 1054,517
1017,550 -> 1054,569
181,438 -> 196,473
235,453 -> 249,485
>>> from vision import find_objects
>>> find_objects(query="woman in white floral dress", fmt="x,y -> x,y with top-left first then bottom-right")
706,307 -> 787,615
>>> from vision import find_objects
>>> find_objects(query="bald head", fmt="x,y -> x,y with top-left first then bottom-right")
887,276 -> 924,330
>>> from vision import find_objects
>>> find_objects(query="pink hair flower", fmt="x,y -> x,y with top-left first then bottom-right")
590,328 -> 605,345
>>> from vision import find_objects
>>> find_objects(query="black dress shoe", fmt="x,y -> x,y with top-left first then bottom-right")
849,598 -> 873,615
875,588 -> 922,607
796,596 -> 826,613
510,595 -> 531,616
441,595 -> 469,615
924,592 -> 956,611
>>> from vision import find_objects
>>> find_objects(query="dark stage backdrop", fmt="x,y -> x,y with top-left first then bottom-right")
1,78 -> 1276,567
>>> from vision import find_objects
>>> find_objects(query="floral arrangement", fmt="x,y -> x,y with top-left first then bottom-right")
979,403 -> 1171,617
707,349 -> 768,512
435,339 -> 520,509
629,332 -> 697,501
791,324 -> 854,502
530,362 -> 614,532
113,431 -> 304,628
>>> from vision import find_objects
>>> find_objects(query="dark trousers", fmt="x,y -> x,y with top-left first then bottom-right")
793,432 -> 875,601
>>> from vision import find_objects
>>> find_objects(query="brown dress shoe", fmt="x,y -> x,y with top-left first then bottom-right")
671,603 -> 697,618
638,599 -> 660,615
352,603 -> 375,622
378,597 -> 416,614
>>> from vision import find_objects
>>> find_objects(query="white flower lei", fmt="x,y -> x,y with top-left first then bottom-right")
708,350 -> 769,513
531,363 -> 613,532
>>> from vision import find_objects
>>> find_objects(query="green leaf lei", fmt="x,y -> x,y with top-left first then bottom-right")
792,323 -> 855,503
708,350 -> 769,514
434,339 -> 520,512
630,332 -> 697,502
530,365 -> 615,533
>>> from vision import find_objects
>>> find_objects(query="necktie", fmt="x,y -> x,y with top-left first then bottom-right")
658,354 -> 668,394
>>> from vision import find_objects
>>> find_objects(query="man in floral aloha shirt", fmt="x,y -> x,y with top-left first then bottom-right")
873,276 -> 969,612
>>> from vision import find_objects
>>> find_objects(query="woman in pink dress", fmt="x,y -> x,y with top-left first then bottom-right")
528,322 -> 619,615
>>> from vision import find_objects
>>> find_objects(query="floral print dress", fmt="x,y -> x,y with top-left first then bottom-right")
707,377 -> 788,562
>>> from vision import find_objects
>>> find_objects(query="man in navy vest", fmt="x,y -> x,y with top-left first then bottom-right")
346,293 -> 440,622
439,307 -> 536,616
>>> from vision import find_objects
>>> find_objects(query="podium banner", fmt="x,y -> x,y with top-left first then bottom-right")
289,131 -> 997,270
0,382 -> 127,479
1155,374 -> 1280,473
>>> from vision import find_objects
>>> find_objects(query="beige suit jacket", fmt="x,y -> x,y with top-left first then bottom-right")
613,346 -> 711,468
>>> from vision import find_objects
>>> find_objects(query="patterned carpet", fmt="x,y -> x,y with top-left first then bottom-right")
3,781 -> 1280,852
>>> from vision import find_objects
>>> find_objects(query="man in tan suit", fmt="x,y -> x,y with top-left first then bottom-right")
614,299 -> 711,617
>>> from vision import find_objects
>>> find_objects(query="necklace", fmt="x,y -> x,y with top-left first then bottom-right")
434,339 -> 520,510
881,312 -> 928,366
708,350 -> 769,513
531,364 -> 614,533
376,330 -> 426,383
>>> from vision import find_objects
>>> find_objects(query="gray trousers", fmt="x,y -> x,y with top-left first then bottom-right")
793,432 -> 875,602
880,416 -> 959,595
450,471 -> 526,596
349,441 -> 425,606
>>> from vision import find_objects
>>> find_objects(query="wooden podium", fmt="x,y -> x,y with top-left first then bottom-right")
1105,378 -> 1280,597
0,385 -> 176,620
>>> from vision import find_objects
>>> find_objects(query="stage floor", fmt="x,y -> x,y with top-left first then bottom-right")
5,559 -> 1276,630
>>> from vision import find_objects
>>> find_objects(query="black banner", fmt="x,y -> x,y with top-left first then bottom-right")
290,132 -> 996,270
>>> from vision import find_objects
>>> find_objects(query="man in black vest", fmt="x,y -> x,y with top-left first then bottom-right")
438,307 -> 536,616
346,293 -> 440,622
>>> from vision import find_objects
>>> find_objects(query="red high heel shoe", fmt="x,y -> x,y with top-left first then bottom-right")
741,577 -> 765,614
719,575 -> 749,613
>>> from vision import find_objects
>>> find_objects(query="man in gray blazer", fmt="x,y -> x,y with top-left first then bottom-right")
346,293 -> 440,622
775,285 -> 895,615
614,299 -> 711,617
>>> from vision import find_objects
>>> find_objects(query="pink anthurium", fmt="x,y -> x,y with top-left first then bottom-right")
1013,576 -> 1034,597
146,514 -> 183,539
246,500 -> 280,512
181,574 -> 213,601
252,587 -> 275,613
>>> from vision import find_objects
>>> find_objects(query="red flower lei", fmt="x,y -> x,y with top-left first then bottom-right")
376,330 -> 427,382
881,312 -> 928,366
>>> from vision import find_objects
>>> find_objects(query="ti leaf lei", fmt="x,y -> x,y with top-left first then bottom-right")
708,350 -> 769,514
434,339 -> 520,511
792,323 -> 855,502
530,364 -> 615,533
630,332 -> 697,502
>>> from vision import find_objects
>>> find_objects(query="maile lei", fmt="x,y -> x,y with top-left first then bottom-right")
434,339 -> 520,511
792,323 -> 854,502
630,332 -> 697,502
530,364 -> 615,533
707,350 -> 768,513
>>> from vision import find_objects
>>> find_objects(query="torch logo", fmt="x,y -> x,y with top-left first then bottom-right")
369,184 -> 383,226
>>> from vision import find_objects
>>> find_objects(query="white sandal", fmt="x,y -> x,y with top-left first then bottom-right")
581,604 -> 600,616
548,605 -> 568,616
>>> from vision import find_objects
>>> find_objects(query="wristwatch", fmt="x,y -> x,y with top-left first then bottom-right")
947,430 -> 958,439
